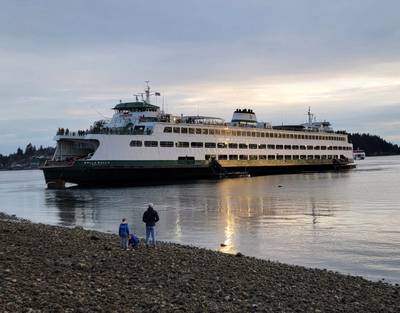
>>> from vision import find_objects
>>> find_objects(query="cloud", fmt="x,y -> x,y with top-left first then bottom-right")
1,0 -> 400,153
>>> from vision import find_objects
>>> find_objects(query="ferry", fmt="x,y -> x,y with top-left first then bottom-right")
353,149 -> 366,160
42,83 -> 356,188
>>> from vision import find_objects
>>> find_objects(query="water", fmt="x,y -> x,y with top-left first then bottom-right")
1,156 -> 400,283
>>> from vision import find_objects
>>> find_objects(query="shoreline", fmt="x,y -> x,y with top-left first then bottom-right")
1,213 -> 399,312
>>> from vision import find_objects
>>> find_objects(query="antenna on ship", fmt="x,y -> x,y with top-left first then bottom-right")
307,107 -> 313,126
145,80 -> 150,103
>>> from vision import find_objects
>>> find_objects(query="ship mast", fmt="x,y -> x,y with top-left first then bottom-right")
307,107 -> 314,127
145,80 -> 151,103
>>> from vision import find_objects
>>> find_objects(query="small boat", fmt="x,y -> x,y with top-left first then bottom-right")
353,149 -> 366,160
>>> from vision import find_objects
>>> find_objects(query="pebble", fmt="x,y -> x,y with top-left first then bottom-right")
1,213 -> 399,313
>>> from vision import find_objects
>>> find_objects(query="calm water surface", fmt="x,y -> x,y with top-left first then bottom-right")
1,156 -> 400,283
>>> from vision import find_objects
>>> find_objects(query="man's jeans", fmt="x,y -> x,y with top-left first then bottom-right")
146,226 -> 156,246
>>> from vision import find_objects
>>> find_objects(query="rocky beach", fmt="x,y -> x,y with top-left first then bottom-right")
1,213 -> 399,313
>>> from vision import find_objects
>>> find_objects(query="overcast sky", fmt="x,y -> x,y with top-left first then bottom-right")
1,0 -> 400,154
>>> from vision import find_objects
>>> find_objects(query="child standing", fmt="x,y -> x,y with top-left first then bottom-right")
118,218 -> 130,250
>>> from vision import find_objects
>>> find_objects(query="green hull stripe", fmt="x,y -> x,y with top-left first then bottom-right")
75,160 -> 209,168
73,159 -> 348,169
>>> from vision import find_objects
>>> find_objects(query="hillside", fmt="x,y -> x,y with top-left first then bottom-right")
349,133 -> 400,156
0,143 -> 55,170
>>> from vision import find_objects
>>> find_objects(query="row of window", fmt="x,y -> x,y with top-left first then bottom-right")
130,140 -> 352,151
204,154 -> 342,161
163,126 -> 346,142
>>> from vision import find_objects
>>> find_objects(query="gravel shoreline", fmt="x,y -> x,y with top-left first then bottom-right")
1,213 -> 399,312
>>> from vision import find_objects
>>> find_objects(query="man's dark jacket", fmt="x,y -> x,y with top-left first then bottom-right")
142,208 -> 159,226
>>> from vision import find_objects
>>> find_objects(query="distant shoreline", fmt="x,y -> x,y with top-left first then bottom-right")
1,212 -> 399,312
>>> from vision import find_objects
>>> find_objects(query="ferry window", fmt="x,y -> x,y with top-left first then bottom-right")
163,127 -> 172,133
300,155 -> 307,160
231,131 -> 236,136
333,146 -> 338,150
265,133 -> 270,138
129,140 -> 142,147
307,145 -> 313,150
256,132 -> 260,137
160,141 -> 174,147
282,134 -> 286,138
191,142 -> 203,148
209,129 -> 215,135
249,155 -> 257,160
274,133 -> 278,138
338,146 -> 343,150
276,145 -> 283,149
277,133 -> 282,138
226,130 -> 231,136
292,145 -> 299,150
293,155 -> 299,160
328,155 -> 333,159
284,145 -> 291,150
228,143 -> 238,149
300,145 -> 306,150
202,129 -> 208,135
205,154 -> 216,160
221,130 -> 226,136
229,155 -> 238,160
239,155 -> 248,160
251,132 -> 256,137
144,141 -> 158,147
268,155 -> 275,160
321,155 -> 327,159
218,155 -> 228,160
321,146 -> 327,150
285,155 -> 291,160
301,135 -> 305,139
261,132 -> 265,138
328,146 -> 333,150
277,155 -> 284,160
246,131 -> 251,136
314,155 -> 321,159
173,127 -> 180,133
267,144 -> 275,149
259,155 -> 267,160
181,128 -> 188,134
307,155 -> 313,160
215,129 -> 221,135
258,144 -> 266,149
195,128 -> 202,135
189,128 -> 195,134
133,126 -> 145,135
239,143 -> 248,149
314,146 -> 320,150
176,142 -> 189,148
249,144 -> 257,149
236,131 -> 241,136
289,134 -> 294,139
205,142 -> 216,148
217,142 -> 227,148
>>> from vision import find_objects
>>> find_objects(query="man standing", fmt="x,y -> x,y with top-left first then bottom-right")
142,203 -> 159,247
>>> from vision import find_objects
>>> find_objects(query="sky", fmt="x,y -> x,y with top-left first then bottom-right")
1,0 -> 400,154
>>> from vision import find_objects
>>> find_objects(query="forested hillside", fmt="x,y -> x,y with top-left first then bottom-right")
349,133 -> 400,156
0,143 -> 55,170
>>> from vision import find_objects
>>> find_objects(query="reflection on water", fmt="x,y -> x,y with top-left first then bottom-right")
1,156 -> 400,283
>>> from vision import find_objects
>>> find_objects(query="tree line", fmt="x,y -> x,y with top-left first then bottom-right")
0,143 -> 55,169
348,133 -> 400,156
